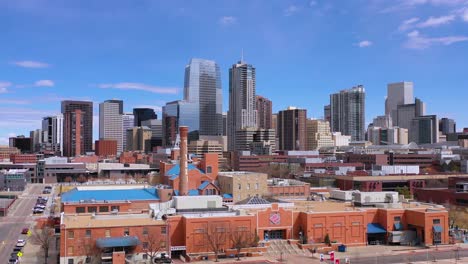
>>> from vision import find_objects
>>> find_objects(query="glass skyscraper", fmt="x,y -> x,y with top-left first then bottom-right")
330,85 -> 366,141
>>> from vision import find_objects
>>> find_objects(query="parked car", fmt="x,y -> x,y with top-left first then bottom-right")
33,208 -> 44,214
12,247 -> 22,253
35,204 -> 46,209
16,239 -> 26,247
8,257 -> 18,264
21,228 -> 29,234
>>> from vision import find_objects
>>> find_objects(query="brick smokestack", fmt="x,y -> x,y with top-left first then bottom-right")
179,126 -> 189,196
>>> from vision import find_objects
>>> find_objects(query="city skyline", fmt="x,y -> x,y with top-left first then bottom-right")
2,0 -> 468,144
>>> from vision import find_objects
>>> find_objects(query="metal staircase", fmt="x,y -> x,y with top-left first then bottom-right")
266,240 -> 311,259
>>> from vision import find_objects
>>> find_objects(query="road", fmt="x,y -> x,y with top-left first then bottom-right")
349,248 -> 468,264
0,184 -> 43,261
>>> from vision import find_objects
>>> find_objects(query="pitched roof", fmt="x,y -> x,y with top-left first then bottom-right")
167,164 -> 203,180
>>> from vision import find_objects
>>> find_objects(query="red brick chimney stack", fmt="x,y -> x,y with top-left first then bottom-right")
179,126 -> 189,196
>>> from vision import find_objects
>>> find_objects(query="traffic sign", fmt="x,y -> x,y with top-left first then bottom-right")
27,230 -> 32,236
17,252 -> 23,257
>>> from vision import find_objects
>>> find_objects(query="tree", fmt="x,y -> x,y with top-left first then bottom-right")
77,239 -> 100,264
230,229 -> 252,261
143,233 -> 165,262
32,226 -> 55,264
64,176 -> 73,183
77,174 -> 87,184
324,233 -> 331,245
395,186 -> 411,199
205,224 -> 227,262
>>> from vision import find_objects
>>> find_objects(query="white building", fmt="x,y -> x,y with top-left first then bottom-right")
332,132 -> 351,147
99,100 -> 124,154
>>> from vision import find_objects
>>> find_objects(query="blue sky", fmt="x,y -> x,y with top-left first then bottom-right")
1,0 -> 468,145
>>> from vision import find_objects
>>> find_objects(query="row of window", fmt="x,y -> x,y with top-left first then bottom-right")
67,226 -> 167,239
237,183 -> 260,190
75,205 -> 120,214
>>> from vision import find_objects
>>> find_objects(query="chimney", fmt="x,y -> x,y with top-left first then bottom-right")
179,126 -> 189,196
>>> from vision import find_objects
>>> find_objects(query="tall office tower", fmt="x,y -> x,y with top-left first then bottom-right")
222,112 -> 228,136
61,100 -> 93,157
133,108 -> 157,127
368,126 -> 408,145
99,100 -> 124,154
271,114 -> 278,135
386,82 -> 414,125
228,59 -> 257,151
126,127 -> 152,152
396,97 -> 426,130
330,85 -> 366,141
306,119 -> 334,150
256,95 -> 272,129
372,115 -> 392,129
41,114 -> 63,154
162,100 -> 198,146
410,115 -> 439,144
29,129 -> 42,152
184,58 -> 223,136
277,107 -> 307,151
141,119 -> 163,150
439,118 -> 456,135
234,128 -> 276,154
9,136 -> 32,153
122,113 -> 134,151
324,105 -> 331,123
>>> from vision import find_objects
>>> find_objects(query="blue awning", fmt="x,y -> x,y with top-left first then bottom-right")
223,193 -> 233,199
433,225 -> 443,233
367,223 -> 387,234
394,222 -> 403,230
96,236 -> 140,248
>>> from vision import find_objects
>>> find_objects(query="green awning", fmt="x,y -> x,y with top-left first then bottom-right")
96,236 -> 140,248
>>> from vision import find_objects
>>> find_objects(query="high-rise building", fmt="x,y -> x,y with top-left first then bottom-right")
306,119 -> 334,150
368,126 -> 408,145
410,115 -> 439,144
386,82 -> 414,125
133,108 -> 157,127
330,85 -> 366,141
396,97 -> 426,130
29,129 -> 42,152
324,105 -> 331,123
141,119 -> 163,150
228,60 -> 257,151
9,136 -> 32,153
439,118 -> 456,135
234,128 -> 276,154
372,115 -> 392,129
184,58 -> 223,136
99,100 -> 124,154
162,100 -> 198,146
278,107 -> 307,151
41,114 -> 63,154
126,126 -> 152,152
61,100 -> 93,157
222,112 -> 228,136
122,113 -> 134,151
256,95 -> 272,129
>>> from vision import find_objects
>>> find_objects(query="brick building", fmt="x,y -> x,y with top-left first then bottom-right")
9,154 -> 38,164
95,139 -> 118,157
217,171 -> 268,203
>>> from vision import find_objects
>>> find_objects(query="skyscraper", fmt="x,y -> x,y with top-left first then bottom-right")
184,58 -> 223,136
330,85 -> 366,141
410,115 -> 439,144
133,108 -> 157,127
278,107 -> 307,151
61,100 -> 93,157
386,82 -> 414,125
306,119 -> 333,150
256,95 -> 273,129
99,100 -> 124,154
228,60 -> 257,151
439,118 -> 456,135
42,114 -> 63,154
396,97 -> 426,130
122,113 -> 134,151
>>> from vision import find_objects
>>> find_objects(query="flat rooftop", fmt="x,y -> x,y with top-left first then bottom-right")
62,213 -> 165,229
61,187 -> 160,203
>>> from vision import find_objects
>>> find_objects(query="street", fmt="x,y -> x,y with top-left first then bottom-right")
0,184 -> 43,261
348,248 -> 468,264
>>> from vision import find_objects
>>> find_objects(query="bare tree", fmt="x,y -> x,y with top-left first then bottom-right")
77,239 -> 100,264
205,224 -> 227,262
77,174 -> 87,184
230,229 -> 253,261
143,233 -> 164,262
32,226 -> 55,264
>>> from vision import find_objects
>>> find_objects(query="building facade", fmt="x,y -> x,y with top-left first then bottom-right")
256,95 -> 272,130
330,85 -> 366,141
278,107 -> 307,151
410,115 -> 439,144
42,114 -> 64,155
95,139 -> 118,157
306,119 -> 333,150
99,100 -> 124,154
133,108 -> 157,127
62,101 -> 93,157
386,82 -> 414,126
218,171 -> 268,202
126,127 -> 152,152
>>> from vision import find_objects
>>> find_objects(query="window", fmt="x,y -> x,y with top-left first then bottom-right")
105,229 -> 110,237
238,183 -> 241,190
99,206 -> 109,212
85,229 -> 91,238
124,228 -> 130,236
161,227 -> 167,234
143,242 -> 149,249
247,183 -> 250,190
68,246 -> 74,255
160,241 -> 166,247
143,254 -> 148,260
433,219 -> 441,224
394,216 -> 401,222
68,259 -> 74,264
255,183 -> 259,190
87,206 -> 97,213
75,207 -> 85,213
143,227 -> 148,235
111,206 -> 120,212
67,231 -> 74,239
207,166 -> 212,174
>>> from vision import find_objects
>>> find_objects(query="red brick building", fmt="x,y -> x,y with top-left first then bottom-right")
9,154 -> 37,164
95,139 -> 117,157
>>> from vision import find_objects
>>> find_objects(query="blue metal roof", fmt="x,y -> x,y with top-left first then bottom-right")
198,181 -> 211,190
96,236 -> 140,248
367,223 -> 387,234
168,164 -> 204,180
433,225 -> 443,232
61,188 -> 160,202
188,189 -> 199,196
222,193 -> 233,199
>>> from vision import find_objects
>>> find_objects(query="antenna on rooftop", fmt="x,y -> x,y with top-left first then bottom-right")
241,48 -> 244,63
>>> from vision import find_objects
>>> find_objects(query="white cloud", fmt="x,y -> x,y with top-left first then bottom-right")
219,16 -> 237,25
381,0 -> 468,13
399,15 -> 455,31
98,82 -> 178,94
405,30 -> 468,49
0,99 -> 30,105
462,8 -> 468,21
399,17 -> 420,31
284,5 -> 300,16
34,79 -> 55,87
11,60 -> 50,68
0,81 -> 12,93
357,40 -> 373,47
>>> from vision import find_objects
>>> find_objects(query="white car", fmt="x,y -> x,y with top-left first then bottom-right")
35,204 -> 46,209
16,239 -> 26,247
